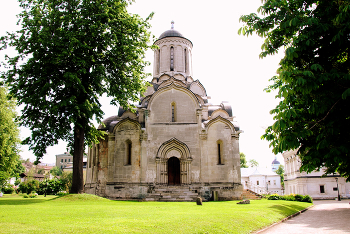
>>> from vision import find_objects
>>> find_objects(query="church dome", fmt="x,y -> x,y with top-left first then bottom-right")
157,21 -> 191,43
159,29 -> 185,40
272,158 -> 280,165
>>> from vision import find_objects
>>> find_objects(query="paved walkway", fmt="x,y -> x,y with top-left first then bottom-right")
258,200 -> 350,234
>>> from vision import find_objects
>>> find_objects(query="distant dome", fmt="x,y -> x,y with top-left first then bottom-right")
272,158 -> 280,165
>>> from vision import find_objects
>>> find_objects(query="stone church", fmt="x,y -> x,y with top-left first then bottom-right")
85,23 -> 243,201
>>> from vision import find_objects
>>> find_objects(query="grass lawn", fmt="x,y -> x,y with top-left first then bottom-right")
0,194 -> 312,234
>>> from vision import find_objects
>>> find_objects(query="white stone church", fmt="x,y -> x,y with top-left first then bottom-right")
85,23 -> 243,201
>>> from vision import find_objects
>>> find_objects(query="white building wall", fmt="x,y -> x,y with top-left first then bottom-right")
283,149 -> 350,199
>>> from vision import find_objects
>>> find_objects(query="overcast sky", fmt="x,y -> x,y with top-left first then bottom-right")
1,0 -> 285,168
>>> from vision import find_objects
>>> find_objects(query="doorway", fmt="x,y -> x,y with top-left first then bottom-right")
168,157 -> 180,185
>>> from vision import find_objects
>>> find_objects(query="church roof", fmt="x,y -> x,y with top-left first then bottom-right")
156,21 -> 192,45
98,115 -> 119,131
159,29 -> 185,40
241,167 -> 278,177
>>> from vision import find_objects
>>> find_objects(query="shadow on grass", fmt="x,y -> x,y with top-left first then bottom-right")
0,196 -> 59,206
268,203 -> 311,217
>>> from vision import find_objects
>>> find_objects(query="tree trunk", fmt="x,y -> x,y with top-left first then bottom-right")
70,121 -> 85,194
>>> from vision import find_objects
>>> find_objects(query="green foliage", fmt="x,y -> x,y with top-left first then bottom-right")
275,165 -> 285,188
49,166 -> 63,177
1,0 -> 154,193
38,179 -> 63,195
267,193 -> 313,203
2,183 -> 15,194
267,193 -> 280,200
18,180 -> 40,194
301,195 -> 313,203
0,86 -> 21,186
249,159 -> 259,167
240,152 -> 248,168
26,192 -> 38,198
239,0 -> 350,180
294,194 -> 303,202
60,172 -> 73,192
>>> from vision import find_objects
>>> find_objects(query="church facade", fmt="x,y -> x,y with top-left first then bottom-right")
85,24 -> 243,201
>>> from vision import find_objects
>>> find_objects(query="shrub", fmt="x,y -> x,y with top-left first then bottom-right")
23,192 -> 38,198
19,180 -> 40,194
3,184 -> 15,194
302,195 -> 313,203
267,194 -> 280,200
57,191 -> 68,197
38,179 -> 64,195
284,194 -> 296,201
29,192 -> 38,198
295,194 -> 303,202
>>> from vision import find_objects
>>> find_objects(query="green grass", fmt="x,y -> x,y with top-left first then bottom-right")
0,194 -> 312,234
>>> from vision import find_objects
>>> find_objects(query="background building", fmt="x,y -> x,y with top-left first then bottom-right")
283,149 -> 350,199
55,152 -> 73,170
241,167 -> 282,195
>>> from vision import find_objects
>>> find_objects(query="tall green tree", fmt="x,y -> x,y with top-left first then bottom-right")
275,165 -> 284,189
249,159 -> 259,168
239,0 -> 350,180
1,0 -> 154,193
0,85 -> 22,187
240,152 -> 248,168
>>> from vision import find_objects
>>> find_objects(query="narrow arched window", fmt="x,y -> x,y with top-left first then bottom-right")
171,102 -> 176,122
217,140 -> 223,165
170,46 -> 174,71
126,140 -> 132,165
157,49 -> 160,74
184,48 -> 187,73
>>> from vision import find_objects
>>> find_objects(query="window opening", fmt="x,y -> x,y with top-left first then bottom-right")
126,141 -> 132,165
320,185 -> 325,193
158,49 -> 160,74
257,180 -> 260,185
184,48 -> 187,72
170,46 -> 174,71
217,141 -> 223,164
171,102 -> 176,122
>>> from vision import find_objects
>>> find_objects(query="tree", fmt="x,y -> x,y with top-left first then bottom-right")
239,1 -> 350,180
249,159 -> 259,168
275,165 -> 284,189
50,166 -> 63,177
240,152 -> 248,168
0,85 -> 22,187
1,0 -> 154,193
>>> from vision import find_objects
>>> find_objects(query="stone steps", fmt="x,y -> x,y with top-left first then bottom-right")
145,186 -> 199,202
241,189 -> 262,200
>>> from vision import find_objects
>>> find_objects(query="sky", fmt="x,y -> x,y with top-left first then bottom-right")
0,0 -> 285,168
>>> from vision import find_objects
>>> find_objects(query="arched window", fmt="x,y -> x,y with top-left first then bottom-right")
184,48 -> 187,73
157,49 -> 160,74
171,102 -> 176,122
126,140 -> 132,165
170,46 -> 174,71
217,140 -> 223,165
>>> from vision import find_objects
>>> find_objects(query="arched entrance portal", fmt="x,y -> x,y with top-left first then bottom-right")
168,157 -> 180,185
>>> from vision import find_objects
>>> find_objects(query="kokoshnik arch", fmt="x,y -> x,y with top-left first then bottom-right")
85,22 -> 243,201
